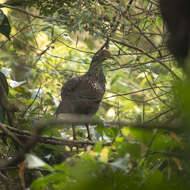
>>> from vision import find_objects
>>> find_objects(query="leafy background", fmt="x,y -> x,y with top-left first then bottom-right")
0,0 -> 189,190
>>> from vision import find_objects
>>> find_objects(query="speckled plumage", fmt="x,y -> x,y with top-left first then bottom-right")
56,50 -> 111,140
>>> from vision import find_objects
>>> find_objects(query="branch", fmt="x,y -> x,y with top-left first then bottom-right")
108,37 -> 181,80
0,123 -> 23,147
0,3 -> 64,23
0,123 -> 111,147
104,86 -> 171,99
0,120 -> 112,168
0,111 -> 180,168
0,111 -> 178,152
0,121 -> 45,167
34,114 -> 178,131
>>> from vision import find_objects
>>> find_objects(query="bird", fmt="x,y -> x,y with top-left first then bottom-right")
56,49 -> 111,141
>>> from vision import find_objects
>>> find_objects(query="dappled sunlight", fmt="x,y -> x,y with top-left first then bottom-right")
106,107 -> 116,119
36,32 -> 50,51
0,0 -> 188,189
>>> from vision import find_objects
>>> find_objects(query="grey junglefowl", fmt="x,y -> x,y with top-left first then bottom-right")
56,49 -> 111,140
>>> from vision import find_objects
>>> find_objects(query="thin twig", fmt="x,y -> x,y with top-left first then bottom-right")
0,3 -> 64,23
0,123 -> 23,147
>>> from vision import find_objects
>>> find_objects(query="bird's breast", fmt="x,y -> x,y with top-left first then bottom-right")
86,78 -> 105,93
58,75 -> 105,115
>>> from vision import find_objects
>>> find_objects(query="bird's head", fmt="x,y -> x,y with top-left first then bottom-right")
93,49 -> 111,62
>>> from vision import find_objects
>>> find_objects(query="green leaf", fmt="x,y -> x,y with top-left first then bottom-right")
115,139 -> 141,158
151,135 -> 180,150
127,128 -> 153,144
111,74 -> 121,85
142,170 -> 163,190
93,142 -> 103,152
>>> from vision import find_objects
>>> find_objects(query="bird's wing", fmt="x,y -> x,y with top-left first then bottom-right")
61,77 -> 81,97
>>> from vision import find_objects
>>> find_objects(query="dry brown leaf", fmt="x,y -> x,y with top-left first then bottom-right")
172,157 -> 183,170
170,132 -> 180,142
19,160 -> 27,189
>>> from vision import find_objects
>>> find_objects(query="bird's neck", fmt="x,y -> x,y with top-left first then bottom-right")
88,61 -> 103,74
87,61 -> 105,83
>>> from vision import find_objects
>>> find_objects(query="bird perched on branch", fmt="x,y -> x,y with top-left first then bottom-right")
56,49 -> 111,140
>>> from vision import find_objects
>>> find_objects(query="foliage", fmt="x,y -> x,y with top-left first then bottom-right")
0,0 -> 189,190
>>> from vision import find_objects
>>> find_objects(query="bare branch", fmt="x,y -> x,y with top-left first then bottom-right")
0,3 -> 64,23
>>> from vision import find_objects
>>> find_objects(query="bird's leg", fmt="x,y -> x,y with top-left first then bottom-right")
72,125 -> 79,152
72,125 -> 77,140
85,124 -> 92,141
